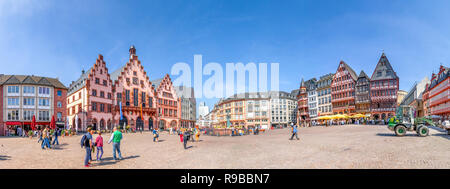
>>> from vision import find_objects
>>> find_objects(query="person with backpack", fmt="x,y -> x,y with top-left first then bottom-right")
81,128 -> 94,167
108,126 -> 123,161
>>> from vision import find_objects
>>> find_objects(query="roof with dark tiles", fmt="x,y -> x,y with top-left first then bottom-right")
0,74 -> 67,89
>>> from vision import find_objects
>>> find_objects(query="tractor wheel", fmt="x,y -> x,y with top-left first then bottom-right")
417,126 -> 429,137
395,125 -> 407,137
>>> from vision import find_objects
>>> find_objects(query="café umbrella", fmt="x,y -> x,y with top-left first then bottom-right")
50,115 -> 56,130
31,115 -> 36,131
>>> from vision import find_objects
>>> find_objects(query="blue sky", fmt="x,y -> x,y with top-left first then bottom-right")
1,0 -> 449,111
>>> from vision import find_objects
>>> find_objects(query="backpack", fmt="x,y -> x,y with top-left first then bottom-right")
80,135 -> 86,148
80,134 -> 90,148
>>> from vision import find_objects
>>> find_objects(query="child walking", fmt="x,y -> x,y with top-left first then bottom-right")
95,131 -> 104,161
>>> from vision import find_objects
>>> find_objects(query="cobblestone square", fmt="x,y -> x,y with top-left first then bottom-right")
0,125 -> 449,169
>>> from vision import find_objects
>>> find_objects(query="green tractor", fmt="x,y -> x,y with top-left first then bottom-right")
387,105 -> 434,137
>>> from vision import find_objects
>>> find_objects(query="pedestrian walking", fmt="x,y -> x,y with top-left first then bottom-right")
41,127 -> 51,149
37,130 -> 43,144
195,127 -> 200,142
179,130 -> 184,142
95,131 -> 104,161
80,128 -> 94,167
108,126 -> 123,160
153,128 -> 159,142
289,123 -> 299,140
52,128 -> 59,145
183,130 -> 190,149
231,127 -> 235,136
190,128 -> 195,142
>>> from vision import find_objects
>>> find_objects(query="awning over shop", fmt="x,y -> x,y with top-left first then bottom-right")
5,122 -> 22,126
6,121 -> 50,126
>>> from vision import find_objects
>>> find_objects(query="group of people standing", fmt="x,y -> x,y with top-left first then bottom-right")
178,127 -> 201,149
80,126 -> 123,167
78,125 -> 205,167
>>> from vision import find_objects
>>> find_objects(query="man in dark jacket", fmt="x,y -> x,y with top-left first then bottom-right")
52,128 -> 59,145
183,131 -> 190,149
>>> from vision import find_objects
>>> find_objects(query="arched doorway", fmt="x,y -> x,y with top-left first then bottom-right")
130,119 -> 135,130
374,114 -> 380,120
92,119 -> 98,130
99,119 -> 105,130
72,118 -> 76,130
159,120 -> 166,130
136,116 -> 143,131
149,118 -> 153,130
170,120 -> 177,129
388,113 -> 393,118
77,118 -> 82,131
381,113 -> 386,121
107,119 -> 111,131
119,116 -> 128,129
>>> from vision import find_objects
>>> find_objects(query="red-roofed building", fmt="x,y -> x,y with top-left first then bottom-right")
331,61 -> 358,115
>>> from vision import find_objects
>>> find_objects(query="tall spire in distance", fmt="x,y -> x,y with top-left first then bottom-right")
300,78 -> 305,88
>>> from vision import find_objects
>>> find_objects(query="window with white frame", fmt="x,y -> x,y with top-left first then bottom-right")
39,98 -> 50,106
8,98 -> 20,106
39,110 -> 50,121
23,110 -> 35,120
7,86 -> 19,94
23,86 -> 35,94
8,110 -> 20,120
38,87 -> 50,95
23,98 -> 35,106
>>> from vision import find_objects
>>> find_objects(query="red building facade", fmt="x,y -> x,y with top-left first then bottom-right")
111,46 -> 157,131
152,74 -> 181,130
67,55 -> 114,132
424,65 -> 449,119
370,53 -> 399,120
53,86 -> 67,127
297,79 -> 309,125
331,61 -> 358,115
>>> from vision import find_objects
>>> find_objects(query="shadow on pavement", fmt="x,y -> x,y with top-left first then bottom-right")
50,143 -> 69,150
376,133 -> 420,137
93,155 -> 140,167
157,140 -> 165,142
0,155 -> 11,160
